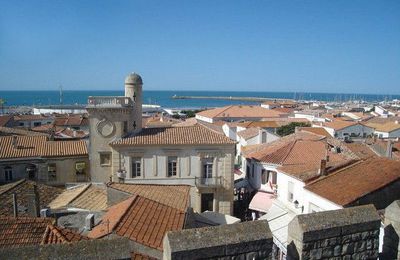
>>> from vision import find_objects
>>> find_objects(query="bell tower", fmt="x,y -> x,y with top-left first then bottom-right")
124,72 -> 143,133
87,72 -> 143,182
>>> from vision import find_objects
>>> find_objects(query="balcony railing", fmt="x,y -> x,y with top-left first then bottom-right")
195,176 -> 222,188
87,96 -> 133,108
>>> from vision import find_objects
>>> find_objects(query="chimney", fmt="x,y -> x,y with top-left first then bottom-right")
386,141 -> 393,158
12,136 -> 17,149
318,159 -> 327,176
12,193 -> 18,218
85,214 -> 95,231
27,184 -> 40,217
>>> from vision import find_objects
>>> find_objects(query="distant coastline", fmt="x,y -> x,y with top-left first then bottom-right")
1,90 -> 399,109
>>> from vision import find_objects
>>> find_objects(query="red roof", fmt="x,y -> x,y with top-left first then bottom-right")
305,157 -> 400,206
89,195 -> 186,250
0,216 -> 87,248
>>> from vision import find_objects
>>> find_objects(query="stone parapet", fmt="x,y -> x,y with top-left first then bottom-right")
287,205 -> 381,260
382,200 -> 400,259
163,220 -> 273,260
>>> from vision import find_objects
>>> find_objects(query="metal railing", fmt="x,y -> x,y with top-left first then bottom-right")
87,96 -> 133,107
195,176 -> 222,187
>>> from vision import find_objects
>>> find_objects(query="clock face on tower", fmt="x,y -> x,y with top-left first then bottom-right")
96,118 -> 115,138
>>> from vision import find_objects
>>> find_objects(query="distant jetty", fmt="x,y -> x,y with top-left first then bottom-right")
172,95 -> 294,102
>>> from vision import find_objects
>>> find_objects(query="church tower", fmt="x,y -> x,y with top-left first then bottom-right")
87,72 -> 143,182
124,73 -> 143,133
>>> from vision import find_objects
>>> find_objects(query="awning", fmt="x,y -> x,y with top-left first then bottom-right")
249,191 -> 275,213
259,200 -> 297,252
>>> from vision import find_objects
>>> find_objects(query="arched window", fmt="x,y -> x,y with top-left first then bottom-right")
4,166 -> 12,182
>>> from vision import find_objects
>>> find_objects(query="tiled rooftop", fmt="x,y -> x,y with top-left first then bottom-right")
245,132 -> 351,182
13,114 -> 51,121
111,124 -> 235,146
305,157 -> 400,206
41,224 -> 88,244
0,115 -> 13,127
49,184 -> 107,211
322,120 -> 357,130
0,135 -> 87,159
70,184 -> 107,211
48,184 -> 90,209
364,122 -> 400,133
197,105 -> 287,119
237,127 -> 260,140
0,216 -> 54,248
89,195 -> 186,250
297,127 -> 332,138
0,216 -> 87,248
0,179 -> 62,217
108,183 -> 190,211
0,126 -> 47,137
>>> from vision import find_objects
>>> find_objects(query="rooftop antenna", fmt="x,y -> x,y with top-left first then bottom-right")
59,85 -> 63,105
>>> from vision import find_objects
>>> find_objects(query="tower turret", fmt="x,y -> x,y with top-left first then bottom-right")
125,72 -> 143,132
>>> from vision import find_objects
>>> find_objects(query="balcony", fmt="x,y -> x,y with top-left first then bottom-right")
195,176 -> 223,188
87,96 -> 133,108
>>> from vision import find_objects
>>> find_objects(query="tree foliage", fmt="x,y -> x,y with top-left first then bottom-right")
276,122 -> 311,136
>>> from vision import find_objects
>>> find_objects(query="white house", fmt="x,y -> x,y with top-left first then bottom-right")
314,120 -> 374,139
365,121 -> 400,139
242,131 -> 352,214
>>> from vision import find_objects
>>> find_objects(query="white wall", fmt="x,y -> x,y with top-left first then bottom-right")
335,124 -> 374,138
375,128 -> 400,139
195,114 -> 213,123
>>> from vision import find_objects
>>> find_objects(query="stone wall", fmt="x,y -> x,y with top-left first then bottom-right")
287,205 -> 381,260
163,220 -> 273,260
0,237 -> 132,260
382,200 -> 400,259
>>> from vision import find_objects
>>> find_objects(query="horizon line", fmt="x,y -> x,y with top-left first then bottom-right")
0,89 -> 400,97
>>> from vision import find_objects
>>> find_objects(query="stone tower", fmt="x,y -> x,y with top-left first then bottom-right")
86,72 -> 143,182
124,72 -> 143,133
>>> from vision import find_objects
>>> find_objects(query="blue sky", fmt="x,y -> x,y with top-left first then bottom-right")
1,0 -> 399,94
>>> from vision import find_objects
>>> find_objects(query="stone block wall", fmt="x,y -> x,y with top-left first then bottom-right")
163,220 -> 273,260
382,200 -> 400,259
287,205 -> 381,260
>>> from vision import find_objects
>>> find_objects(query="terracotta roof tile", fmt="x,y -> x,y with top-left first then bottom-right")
14,114 -> 51,121
298,127 -> 332,138
364,122 -> 400,133
48,184 -> 91,209
237,127 -> 260,140
342,142 -> 377,159
0,115 -> 13,127
0,216 -> 54,248
0,135 -> 87,159
0,126 -> 48,136
238,121 -> 280,128
245,132 -> 351,181
89,196 -> 186,250
69,184 -> 107,211
54,115 -> 88,127
108,183 -> 190,211
41,224 -> 88,244
0,179 -> 62,217
305,157 -> 400,206
197,105 -> 287,119
88,196 -> 136,239
111,125 -> 235,146
323,120 -> 357,130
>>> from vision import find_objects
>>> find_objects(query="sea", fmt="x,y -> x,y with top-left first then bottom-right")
0,90 -> 399,109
